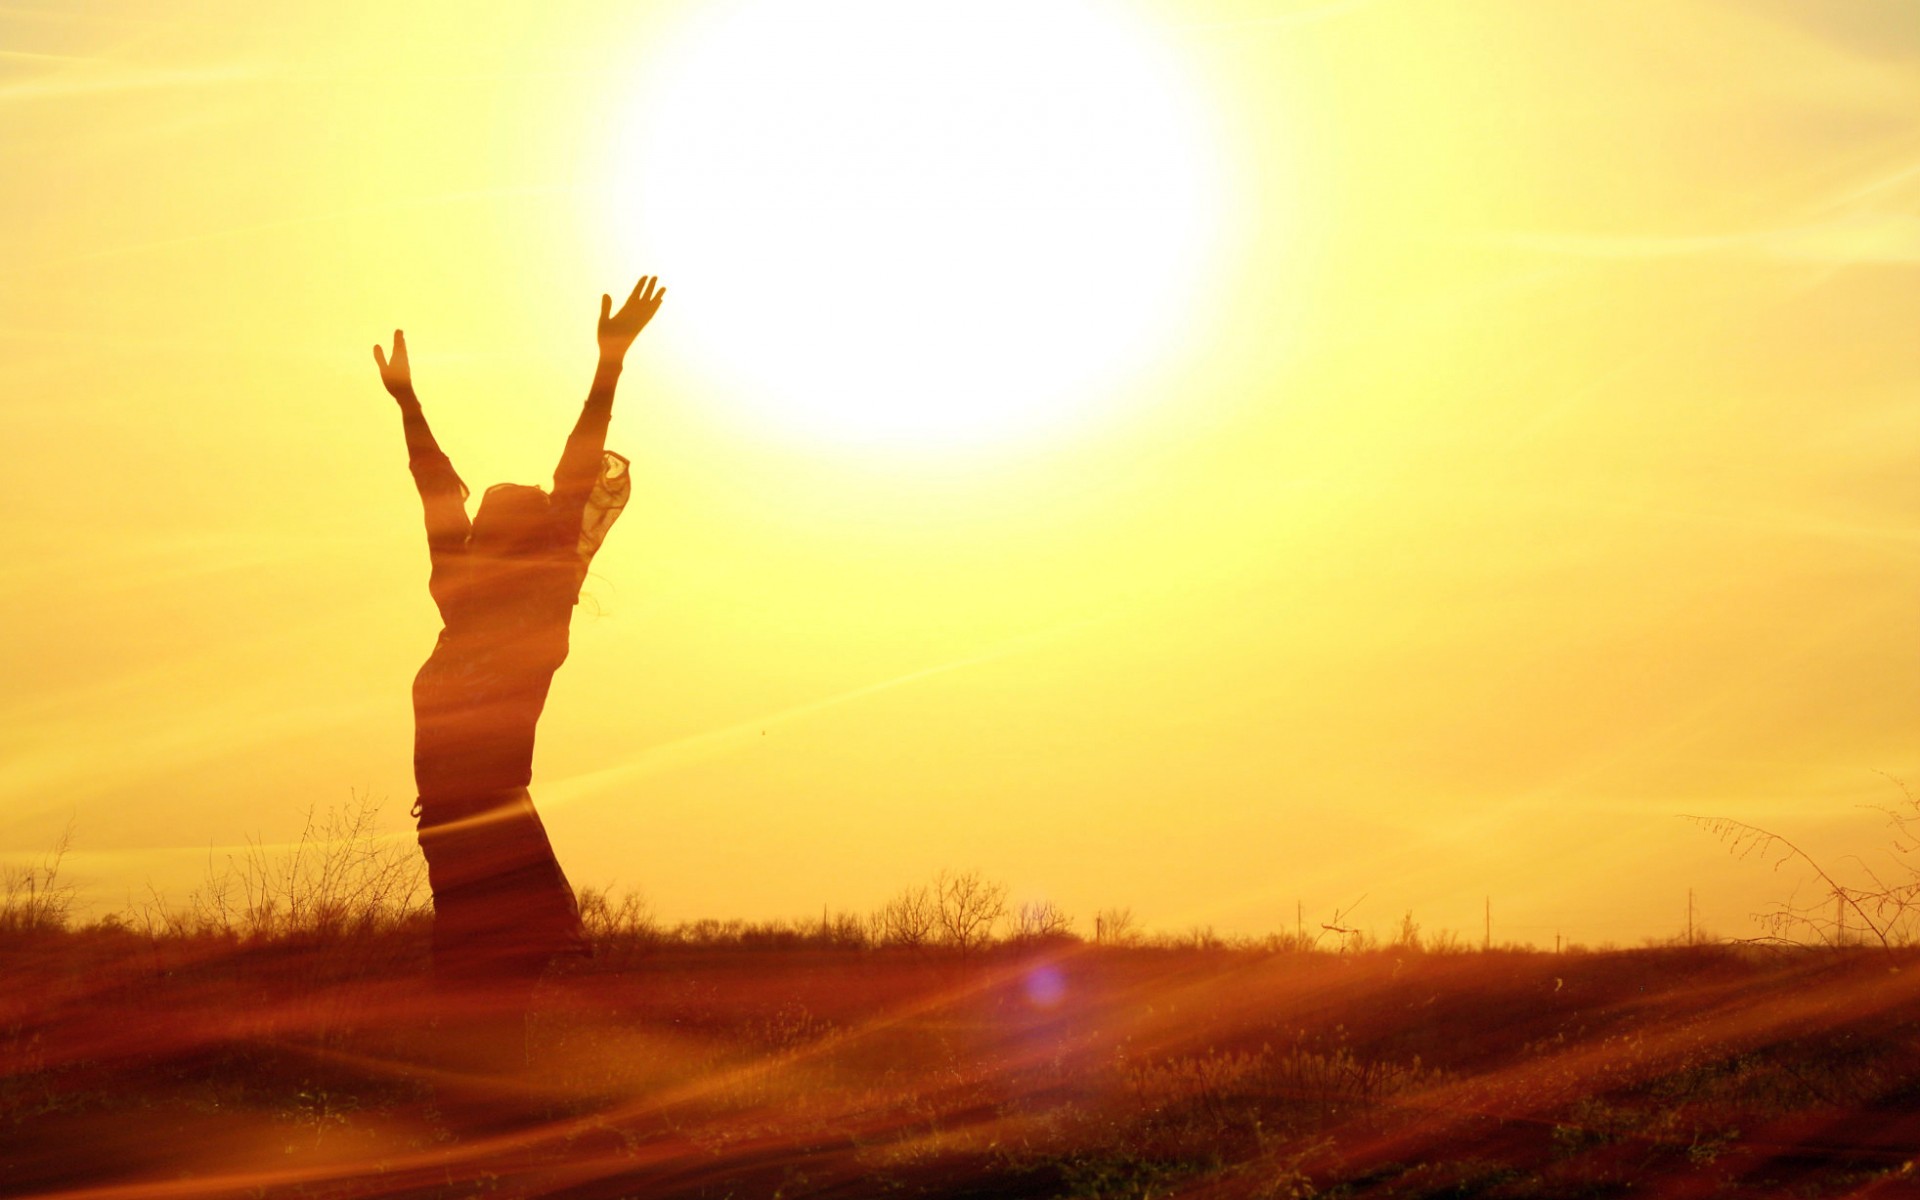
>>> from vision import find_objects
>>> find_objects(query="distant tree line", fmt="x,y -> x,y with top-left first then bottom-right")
582,868 -> 1109,957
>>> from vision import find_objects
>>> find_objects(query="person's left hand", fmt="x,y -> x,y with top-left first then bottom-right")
374,329 -> 413,400
597,275 -> 666,362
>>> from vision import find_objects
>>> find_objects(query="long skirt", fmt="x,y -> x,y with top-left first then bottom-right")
414,789 -> 588,982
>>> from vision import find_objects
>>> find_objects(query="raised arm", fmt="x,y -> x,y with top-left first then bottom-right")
375,329 -> 470,556
551,276 -> 665,520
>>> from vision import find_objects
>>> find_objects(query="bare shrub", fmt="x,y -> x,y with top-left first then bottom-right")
815,909 -> 868,949
578,886 -> 657,942
1691,783 -> 1920,953
0,824 -> 76,935
1094,906 -> 1140,947
873,883 -> 938,949
1426,927 -> 1467,955
669,917 -> 747,945
1148,924 -> 1223,951
934,868 -> 1007,954
633,913 -> 870,951
177,791 -> 426,940
1014,899 -> 1075,944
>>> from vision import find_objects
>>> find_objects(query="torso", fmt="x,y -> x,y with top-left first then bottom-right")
412,550 -> 582,801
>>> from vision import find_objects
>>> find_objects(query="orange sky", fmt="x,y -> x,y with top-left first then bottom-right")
6,0 -> 1920,945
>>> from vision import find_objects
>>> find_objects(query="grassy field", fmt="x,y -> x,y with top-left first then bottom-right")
5,921 -> 1920,1199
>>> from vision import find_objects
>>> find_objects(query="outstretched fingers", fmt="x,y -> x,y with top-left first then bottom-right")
622,276 -> 666,316
597,275 -> 667,355
375,329 -> 411,395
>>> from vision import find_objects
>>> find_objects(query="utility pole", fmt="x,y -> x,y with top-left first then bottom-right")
1686,888 -> 1694,948
1483,896 -> 1491,952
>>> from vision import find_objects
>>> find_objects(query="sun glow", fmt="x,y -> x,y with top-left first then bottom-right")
605,0 -> 1228,451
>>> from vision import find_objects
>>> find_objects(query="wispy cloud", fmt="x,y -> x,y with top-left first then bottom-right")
1484,212 -> 1920,267
544,652 -> 1017,805
0,60 -> 264,103
0,48 -> 97,63
1768,212 -> 1920,263
0,529 -> 355,604
1823,160 -> 1920,209
0,4 -> 173,23
1746,0 -> 1920,65
72,184 -> 576,263
0,695 -> 381,821
545,617 -> 1101,809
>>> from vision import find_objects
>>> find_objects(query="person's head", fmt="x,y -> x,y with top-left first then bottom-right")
471,484 -> 552,556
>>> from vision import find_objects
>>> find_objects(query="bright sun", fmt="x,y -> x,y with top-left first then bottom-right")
606,0 -> 1225,451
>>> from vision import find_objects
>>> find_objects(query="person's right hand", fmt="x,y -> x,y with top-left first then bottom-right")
597,276 -> 666,363
374,329 -> 413,399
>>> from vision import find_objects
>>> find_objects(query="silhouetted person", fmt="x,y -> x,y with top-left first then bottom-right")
373,275 -> 665,1127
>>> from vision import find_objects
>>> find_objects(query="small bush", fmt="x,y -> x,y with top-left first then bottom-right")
0,825 -> 75,936
140,791 -> 426,941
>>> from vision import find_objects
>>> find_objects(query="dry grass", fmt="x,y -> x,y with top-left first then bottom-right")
7,805 -> 1919,1197
5,925 -> 1920,1198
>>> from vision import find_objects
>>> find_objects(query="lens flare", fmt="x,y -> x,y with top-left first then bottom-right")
1023,962 -> 1068,1008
